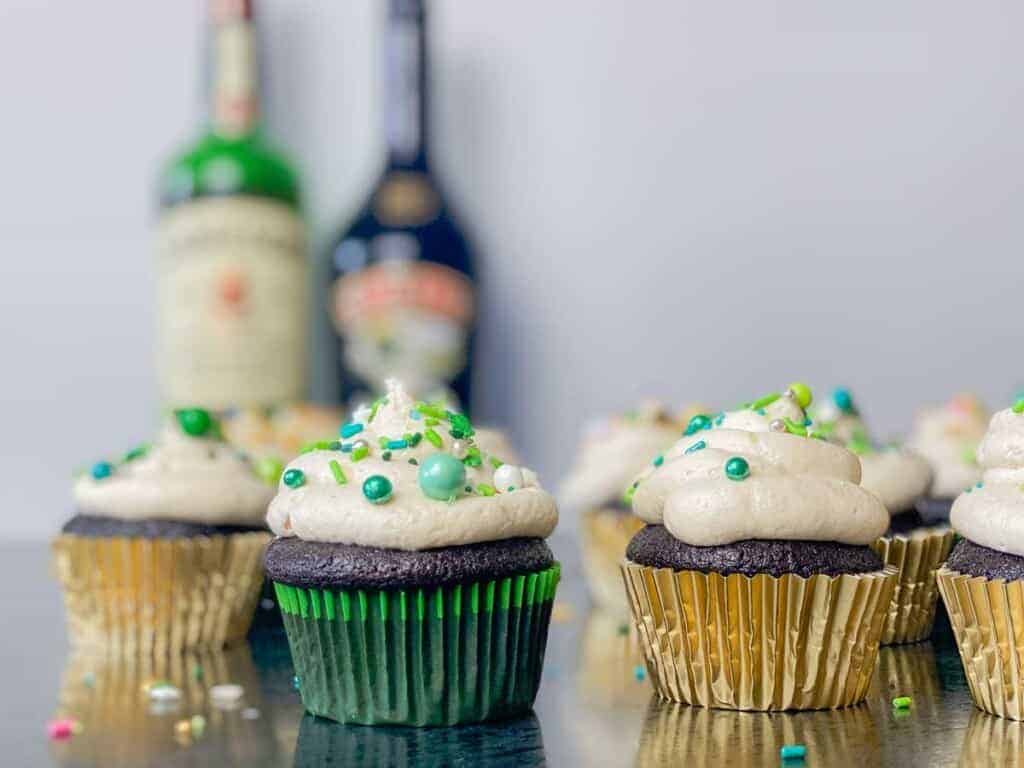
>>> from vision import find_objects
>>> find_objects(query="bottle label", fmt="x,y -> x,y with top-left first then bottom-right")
156,197 -> 307,409
331,237 -> 474,398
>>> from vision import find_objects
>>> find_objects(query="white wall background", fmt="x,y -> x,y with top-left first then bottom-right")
2,0 -> 1022,539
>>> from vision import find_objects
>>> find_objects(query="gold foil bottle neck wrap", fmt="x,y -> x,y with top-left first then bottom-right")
621,561 -> 898,711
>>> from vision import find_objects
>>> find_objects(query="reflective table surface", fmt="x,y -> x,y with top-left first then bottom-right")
2,536 -> 1016,767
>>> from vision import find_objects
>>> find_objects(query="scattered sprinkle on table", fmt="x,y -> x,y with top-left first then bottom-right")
209,684 -> 244,705
47,718 -> 77,741
241,707 -> 261,720
293,675 -> 301,691
780,744 -> 806,761
892,696 -> 912,709
633,665 -> 645,681
148,683 -> 182,701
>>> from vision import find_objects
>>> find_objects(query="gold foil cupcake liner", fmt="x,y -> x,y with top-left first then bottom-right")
870,527 -> 955,645
959,709 -> 1024,767
621,561 -> 898,710
52,531 -> 270,654
580,508 -> 644,615
635,695 -> 880,768
936,567 -> 1024,720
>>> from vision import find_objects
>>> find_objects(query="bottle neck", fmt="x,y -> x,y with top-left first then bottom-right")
384,0 -> 428,172
208,0 -> 260,140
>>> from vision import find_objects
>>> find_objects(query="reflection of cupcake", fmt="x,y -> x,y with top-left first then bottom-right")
938,401 -> 1024,720
622,383 -> 897,711
960,709 -> 1024,768
560,403 -> 699,614
814,388 -> 953,644
52,646 -> 280,766
908,394 -> 988,524
636,696 -> 880,768
294,712 -> 545,768
265,379 -> 560,726
53,410 -> 273,652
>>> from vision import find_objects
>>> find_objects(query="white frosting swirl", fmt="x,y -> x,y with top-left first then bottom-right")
73,421 -> 274,526
559,402 -> 698,512
266,379 -> 558,550
950,406 -> 1024,558
631,389 -> 888,546
908,395 -> 988,499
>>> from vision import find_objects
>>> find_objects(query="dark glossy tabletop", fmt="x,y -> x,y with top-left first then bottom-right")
1,535 -> 1013,767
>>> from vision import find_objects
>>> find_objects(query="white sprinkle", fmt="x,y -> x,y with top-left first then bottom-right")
209,684 -> 244,706
148,684 -> 182,701
241,707 -> 261,720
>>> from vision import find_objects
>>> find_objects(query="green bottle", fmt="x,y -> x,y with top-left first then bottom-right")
156,0 -> 306,411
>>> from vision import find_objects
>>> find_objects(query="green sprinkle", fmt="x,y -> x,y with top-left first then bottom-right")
490,456 -> 504,469
382,451 -> 392,461
653,455 -> 664,467
352,444 -> 369,462
448,411 -> 475,439
1014,398 -> 1024,414
617,624 -> 629,636
191,664 -> 203,681
892,696 -> 912,709
749,392 -> 781,410
463,446 -> 483,468
122,443 -> 149,463
368,397 -> 387,423
424,428 -> 443,448
962,445 -> 977,465
477,483 -> 497,496
783,417 -> 808,437
175,408 -> 213,437
685,440 -> 706,454
408,458 -> 419,465
409,432 -> 422,447
378,436 -> 389,449
300,440 -> 333,454
328,460 -> 347,485
623,485 -> 637,505
415,401 -> 447,420
255,456 -> 284,485
425,417 -> 440,427
684,414 -> 712,436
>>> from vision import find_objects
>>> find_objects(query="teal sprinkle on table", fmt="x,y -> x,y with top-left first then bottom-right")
780,744 -> 806,761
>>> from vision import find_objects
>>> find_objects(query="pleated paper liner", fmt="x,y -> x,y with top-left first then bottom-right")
293,712 -> 546,768
870,526 -> 955,645
959,709 -> 1024,768
51,531 -> 270,654
936,566 -> 1024,720
580,507 -> 644,616
52,646 -> 282,767
274,563 -> 560,726
635,696 -> 880,768
621,561 -> 898,711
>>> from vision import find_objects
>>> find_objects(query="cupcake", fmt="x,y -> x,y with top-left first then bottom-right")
908,393 -> 988,524
937,399 -> 1024,720
814,387 -> 953,644
264,379 -> 560,726
560,402 -> 700,614
52,409 -> 274,653
621,383 -> 897,711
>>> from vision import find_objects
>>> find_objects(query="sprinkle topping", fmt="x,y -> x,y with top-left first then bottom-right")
724,456 -> 750,481
283,468 -> 305,489
362,475 -> 393,504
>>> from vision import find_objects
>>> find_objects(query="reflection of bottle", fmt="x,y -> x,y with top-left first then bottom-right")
327,0 -> 477,413
157,0 -> 306,411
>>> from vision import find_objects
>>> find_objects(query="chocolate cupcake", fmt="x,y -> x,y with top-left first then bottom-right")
814,388 -> 953,644
52,409 -> 274,653
908,393 -> 988,524
621,383 -> 897,711
938,399 -> 1024,720
264,379 -> 560,726
560,402 -> 701,614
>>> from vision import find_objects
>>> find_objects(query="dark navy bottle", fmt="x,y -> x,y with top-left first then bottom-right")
327,0 -> 477,413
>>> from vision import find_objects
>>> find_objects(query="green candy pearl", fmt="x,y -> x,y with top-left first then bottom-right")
786,382 -> 813,410
282,468 -> 305,489
176,408 -> 213,437
684,414 -> 712,436
418,452 -> 467,501
363,475 -> 393,504
724,456 -> 750,481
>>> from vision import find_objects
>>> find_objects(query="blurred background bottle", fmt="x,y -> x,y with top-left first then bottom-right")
156,0 -> 306,411
327,0 -> 477,413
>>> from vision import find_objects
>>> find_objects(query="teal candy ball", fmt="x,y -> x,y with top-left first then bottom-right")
832,387 -> 854,414
362,475 -> 394,504
418,452 -> 467,500
724,456 -> 750,481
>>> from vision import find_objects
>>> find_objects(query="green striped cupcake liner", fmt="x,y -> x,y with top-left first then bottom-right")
274,563 -> 560,726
